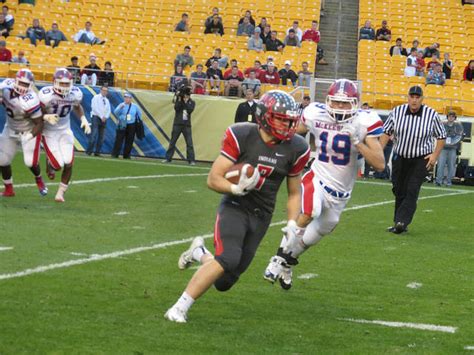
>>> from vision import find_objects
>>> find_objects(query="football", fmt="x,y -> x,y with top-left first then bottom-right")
224,163 -> 255,184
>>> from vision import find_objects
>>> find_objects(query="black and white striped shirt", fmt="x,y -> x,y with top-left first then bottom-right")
383,104 -> 446,158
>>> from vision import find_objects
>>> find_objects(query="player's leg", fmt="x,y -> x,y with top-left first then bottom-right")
55,131 -> 75,202
22,134 -> 48,196
0,131 -> 18,196
42,134 -> 64,180
165,203 -> 249,323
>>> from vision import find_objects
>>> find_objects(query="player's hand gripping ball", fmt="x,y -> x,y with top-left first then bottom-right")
225,163 -> 260,196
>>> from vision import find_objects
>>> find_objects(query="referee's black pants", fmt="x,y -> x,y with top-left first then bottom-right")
391,155 -> 429,226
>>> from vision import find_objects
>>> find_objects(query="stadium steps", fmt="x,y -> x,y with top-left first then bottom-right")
316,0 -> 359,84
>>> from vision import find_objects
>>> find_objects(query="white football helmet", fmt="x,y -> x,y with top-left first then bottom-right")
53,68 -> 73,96
13,69 -> 34,96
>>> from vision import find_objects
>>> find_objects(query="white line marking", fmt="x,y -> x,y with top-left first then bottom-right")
339,318 -> 457,333
406,282 -> 423,289
132,226 -> 145,230
0,246 -> 13,252
465,346 -> 474,350
297,273 -> 319,279
422,209 -> 433,213
356,179 -> 471,193
114,211 -> 129,216
184,190 -> 197,193
127,185 -> 139,189
0,190 -> 469,281
70,252 -> 88,257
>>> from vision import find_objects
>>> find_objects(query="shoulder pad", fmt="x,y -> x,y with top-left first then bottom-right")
20,92 -> 41,115
72,86 -> 83,102
38,86 -> 54,103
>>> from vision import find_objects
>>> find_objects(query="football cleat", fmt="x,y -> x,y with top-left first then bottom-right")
35,177 -> 48,196
164,306 -> 187,323
1,185 -> 15,197
178,237 -> 204,270
279,264 -> 293,290
263,256 -> 287,283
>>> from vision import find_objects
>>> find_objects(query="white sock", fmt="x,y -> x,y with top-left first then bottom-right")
174,291 -> 195,313
58,182 -> 69,194
3,178 -> 12,185
192,245 -> 210,263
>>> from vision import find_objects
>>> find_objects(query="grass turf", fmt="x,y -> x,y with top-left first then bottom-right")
0,155 -> 473,353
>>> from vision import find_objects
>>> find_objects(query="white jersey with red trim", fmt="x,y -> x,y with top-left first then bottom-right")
302,102 -> 383,194
0,78 -> 42,133
39,85 -> 83,132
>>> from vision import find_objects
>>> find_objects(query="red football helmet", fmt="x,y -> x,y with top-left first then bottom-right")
14,69 -> 34,96
53,68 -> 73,96
256,90 -> 299,141
326,79 -> 360,122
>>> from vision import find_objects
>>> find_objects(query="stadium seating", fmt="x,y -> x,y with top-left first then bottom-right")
0,0 -> 321,93
358,0 -> 474,115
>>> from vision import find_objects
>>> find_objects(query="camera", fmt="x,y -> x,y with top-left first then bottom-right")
174,80 -> 192,101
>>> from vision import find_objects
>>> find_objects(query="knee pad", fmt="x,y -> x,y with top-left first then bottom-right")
214,273 -> 239,292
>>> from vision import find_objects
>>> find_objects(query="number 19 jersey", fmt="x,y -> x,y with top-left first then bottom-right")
302,103 -> 384,194
38,86 -> 83,132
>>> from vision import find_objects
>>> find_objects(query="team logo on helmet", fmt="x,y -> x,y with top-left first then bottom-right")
325,79 -> 360,122
255,90 -> 299,141
53,68 -> 73,96
14,69 -> 34,96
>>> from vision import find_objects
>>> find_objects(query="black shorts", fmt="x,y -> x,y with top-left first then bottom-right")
213,200 -> 272,291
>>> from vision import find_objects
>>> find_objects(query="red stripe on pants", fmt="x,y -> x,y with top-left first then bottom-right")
213,214 -> 224,256
302,170 -> 315,216
32,134 -> 41,167
42,137 -> 61,170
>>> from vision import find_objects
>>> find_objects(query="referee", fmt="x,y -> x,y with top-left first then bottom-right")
380,86 -> 446,234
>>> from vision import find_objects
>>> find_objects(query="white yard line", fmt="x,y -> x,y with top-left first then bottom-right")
356,179 -> 471,193
0,246 -> 14,252
0,190 -> 469,282
338,318 -> 457,334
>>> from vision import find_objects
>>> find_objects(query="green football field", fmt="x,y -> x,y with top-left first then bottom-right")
0,155 -> 473,354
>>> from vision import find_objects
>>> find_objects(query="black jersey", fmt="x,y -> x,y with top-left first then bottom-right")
220,122 -> 310,215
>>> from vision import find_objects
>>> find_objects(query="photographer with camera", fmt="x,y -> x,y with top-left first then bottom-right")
163,85 -> 196,165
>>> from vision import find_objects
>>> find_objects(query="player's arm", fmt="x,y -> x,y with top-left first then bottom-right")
286,175 -> 302,222
74,104 -> 91,134
296,120 -> 309,135
379,133 -> 391,149
31,116 -> 44,137
207,155 -> 237,194
356,137 -> 385,172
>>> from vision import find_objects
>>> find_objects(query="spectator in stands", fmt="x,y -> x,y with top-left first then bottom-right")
81,54 -> 101,86
168,64 -> 188,93
100,61 -> 114,87
410,39 -> 420,53
244,60 -> 264,78
45,22 -> 67,47
260,24 -> 272,45
0,14 -> 10,38
175,13 -> 190,33
426,53 -> 441,71
2,6 -> 13,28
248,27 -> 264,52
463,60 -> 474,81
426,64 -> 446,85
265,31 -> 284,52
297,96 -> 311,116
190,64 -> 207,95
234,89 -> 257,123
174,45 -> 194,70
237,16 -> 254,37
242,70 -> 261,97
302,20 -> 327,65
375,20 -> 391,41
67,56 -> 81,84
257,17 -> 268,32
359,20 -> 375,40
238,10 -> 256,26
206,59 -> 223,91
279,60 -> 298,86
224,66 -> 243,97
442,53 -> 453,80
404,48 -> 417,77
204,14 -> 224,36
73,21 -> 105,45
224,59 -> 244,79
12,50 -> 28,64
205,48 -> 228,69
0,40 -> 11,62
205,7 -> 222,28
259,62 -> 280,84
22,19 -> 45,45
261,55 -> 276,70
415,50 -> 425,77
298,61 -> 313,86
390,38 -> 408,56
287,21 -> 303,41
423,43 -> 440,59
284,29 -> 301,47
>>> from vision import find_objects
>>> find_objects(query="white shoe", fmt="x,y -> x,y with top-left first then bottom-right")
178,237 -> 204,270
263,256 -> 286,283
279,264 -> 293,290
55,191 -> 65,203
164,306 -> 187,323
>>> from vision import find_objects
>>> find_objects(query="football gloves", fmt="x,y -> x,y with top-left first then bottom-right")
340,123 -> 361,146
230,164 -> 260,196
80,116 -> 91,134
43,114 -> 60,125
